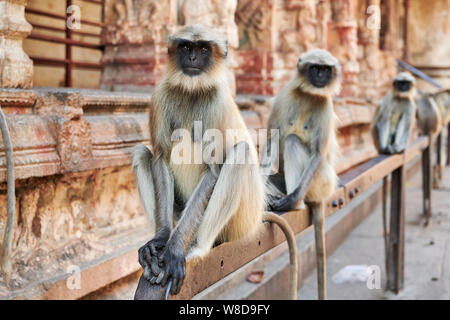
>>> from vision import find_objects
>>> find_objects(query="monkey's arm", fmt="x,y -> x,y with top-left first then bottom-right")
134,147 -> 175,281
270,132 -> 324,212
154,167 -> 218,295
260,130 -> 280,182
392,103 -> 415,153
371,103 -> 391,153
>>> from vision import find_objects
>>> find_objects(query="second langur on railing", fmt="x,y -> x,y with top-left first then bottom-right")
260,49 -> 342,300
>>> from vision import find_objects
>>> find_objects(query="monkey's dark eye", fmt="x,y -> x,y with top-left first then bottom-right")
200,46 -> 209,54
181,45 -> 190,51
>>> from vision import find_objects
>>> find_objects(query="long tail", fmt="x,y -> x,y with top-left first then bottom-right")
263,212 -> 298,300
311,203 -> 326,300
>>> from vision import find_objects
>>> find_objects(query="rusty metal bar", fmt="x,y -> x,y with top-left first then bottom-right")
402,0 -> 409,61
26,7 -> 104,27
386,163 -> 406,293
447,122 -> 450,166
32,23 -> 100,38
79,0 -> 104,5
422,141 -> 432,225
66,0 -> 73,87
28,33 -> 102,50
434,133 -> 443,187
30,57 -> 103,70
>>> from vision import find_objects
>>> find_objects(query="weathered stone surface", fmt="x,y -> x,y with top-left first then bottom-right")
100,0 -> 176,91
0,88 -> 151,182
407,0 -> 450,89
0,0 -> 33,88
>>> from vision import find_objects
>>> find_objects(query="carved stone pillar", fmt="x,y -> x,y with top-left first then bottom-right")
100,0 -> 177,92
330,0 -> 359,97
235,0 -> 275,95
356,0 -> 381,102
0,0 -> 33,88
235,0 -> 332,96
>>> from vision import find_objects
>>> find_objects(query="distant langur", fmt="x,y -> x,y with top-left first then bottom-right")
416,90 -> 441,136
432,88 -> 450,126
429,88 -> 450,188
371,72 -> 417,155
132,25 -> 297,300
261,49 -> 342,300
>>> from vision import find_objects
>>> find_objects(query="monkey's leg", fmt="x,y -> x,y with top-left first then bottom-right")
392,106 -> 414,154
283,134 -> 309,210
374,118 -> 391,153
186,141 -> 254,259
310,201 -> 326,300
260,137 -> 286,210
133,145 -> 174,281
271,134 -> 322,212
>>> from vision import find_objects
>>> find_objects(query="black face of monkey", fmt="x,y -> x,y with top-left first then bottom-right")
393,80 -> 412,92
306,64 -> 333,88
176,41 -> 212,76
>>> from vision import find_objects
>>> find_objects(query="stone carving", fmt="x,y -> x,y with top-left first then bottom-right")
235,0 -> 272,50
331,0 -> 356,27
181,0 -> 238,49
0,0 -> 33,88
101,0 -> 176,90
103,0 -> 167,45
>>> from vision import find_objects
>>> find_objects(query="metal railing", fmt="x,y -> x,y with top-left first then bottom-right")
25,0 -> 104,87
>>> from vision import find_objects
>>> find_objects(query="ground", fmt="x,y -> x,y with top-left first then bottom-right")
299,163 -> 450,300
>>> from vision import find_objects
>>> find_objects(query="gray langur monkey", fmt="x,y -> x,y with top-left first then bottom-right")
371,72 -> 417,155
260,49 -> 342,300
432,88 -> 450,126
416,90 -> 441,137
430,88 -> 450,185
132,25 -> 298,300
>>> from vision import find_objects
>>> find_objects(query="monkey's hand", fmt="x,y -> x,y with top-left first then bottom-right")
138,226 -> 171,282
268,193 -> 299,212
156,236 -> 186,295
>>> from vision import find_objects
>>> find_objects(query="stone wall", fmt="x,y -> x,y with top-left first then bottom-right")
0,88 -> 151,293
407,0 -> 450,90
